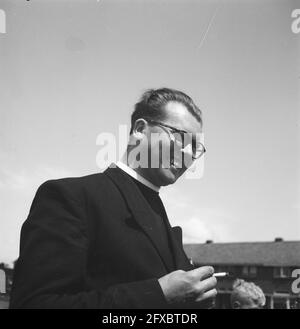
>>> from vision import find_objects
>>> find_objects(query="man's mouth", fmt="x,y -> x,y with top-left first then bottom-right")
170,159 -> 182,171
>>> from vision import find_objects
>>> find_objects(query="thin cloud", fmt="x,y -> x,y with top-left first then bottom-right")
0,165 -> 74,262
0,166 -> 73,191
161,186 -> 236,243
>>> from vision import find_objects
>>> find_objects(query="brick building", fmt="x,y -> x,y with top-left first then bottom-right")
184,238 -> 300,309
0,263 -> 13,309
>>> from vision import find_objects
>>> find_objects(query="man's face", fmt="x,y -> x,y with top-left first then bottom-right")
140,101 -> 202,187
232,295 -> 262,309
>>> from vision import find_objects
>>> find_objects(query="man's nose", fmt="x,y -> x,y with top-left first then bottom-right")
180,143 -> 194,167
181,143 -> 193,156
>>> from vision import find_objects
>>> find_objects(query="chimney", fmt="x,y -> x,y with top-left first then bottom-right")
274,237 -> 283,242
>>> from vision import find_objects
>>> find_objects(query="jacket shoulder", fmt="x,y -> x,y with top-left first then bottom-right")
40,172 -> 106,188
34,171 -> 112,204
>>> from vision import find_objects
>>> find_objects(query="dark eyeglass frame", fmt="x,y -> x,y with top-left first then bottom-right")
143,118 -> 206,160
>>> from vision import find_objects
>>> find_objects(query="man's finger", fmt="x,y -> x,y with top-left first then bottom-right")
195,276 -> 217,294
195,288 -> 218,303
188,266 -> 214,281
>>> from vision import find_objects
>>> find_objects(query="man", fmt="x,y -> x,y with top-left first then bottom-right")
230,279 -> 266,309
10,88 -> 217,309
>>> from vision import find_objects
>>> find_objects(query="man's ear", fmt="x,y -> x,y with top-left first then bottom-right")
132,119 -> 147,140
232,301 -> 241,309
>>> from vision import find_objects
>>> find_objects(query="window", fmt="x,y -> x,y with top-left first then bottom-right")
273,267 -> 291,278
290,298 -> 300,309
273,297 -> 288,309
217,266 -> 236,277
242,266 -> 248,276
282,267 -> 291,277
249,266 -> 257,276
274,267 -> 281,277
242,266 -> 257,277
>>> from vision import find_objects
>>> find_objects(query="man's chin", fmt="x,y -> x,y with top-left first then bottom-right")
157,167 -> 182,186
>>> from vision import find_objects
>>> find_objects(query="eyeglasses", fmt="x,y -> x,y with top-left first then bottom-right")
144,119 -> 206,160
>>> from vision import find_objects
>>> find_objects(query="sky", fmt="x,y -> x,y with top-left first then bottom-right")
0,0 -> 299,263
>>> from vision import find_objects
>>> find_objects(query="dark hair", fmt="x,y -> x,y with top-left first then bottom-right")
130,88 -> 202,134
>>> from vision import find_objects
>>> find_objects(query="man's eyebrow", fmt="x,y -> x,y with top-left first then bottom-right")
166,124 -> 188,134
172,127 -> 188,134
159,123 -> 188,134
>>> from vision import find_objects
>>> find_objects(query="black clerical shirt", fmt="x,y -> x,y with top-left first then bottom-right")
128,176 -> 176,271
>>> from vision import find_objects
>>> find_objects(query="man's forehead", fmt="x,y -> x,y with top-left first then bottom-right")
164,101 -> 188,116
163,101 -> 202,133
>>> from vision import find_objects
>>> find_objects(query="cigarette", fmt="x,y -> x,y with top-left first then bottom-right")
213,272 -> 228,277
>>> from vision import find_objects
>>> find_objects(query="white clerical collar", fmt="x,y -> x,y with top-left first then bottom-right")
116,161 -> 160,193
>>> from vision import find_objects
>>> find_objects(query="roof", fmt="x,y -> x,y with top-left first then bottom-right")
183,241 -> 300,267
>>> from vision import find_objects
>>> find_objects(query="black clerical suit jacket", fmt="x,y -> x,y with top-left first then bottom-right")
10,166 -> 198,309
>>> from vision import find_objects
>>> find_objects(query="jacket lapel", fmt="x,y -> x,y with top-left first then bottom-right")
104,166 -> 176,273
170,226 -> 195,271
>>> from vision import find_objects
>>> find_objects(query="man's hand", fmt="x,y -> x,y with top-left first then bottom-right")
158,266 -> 217,305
